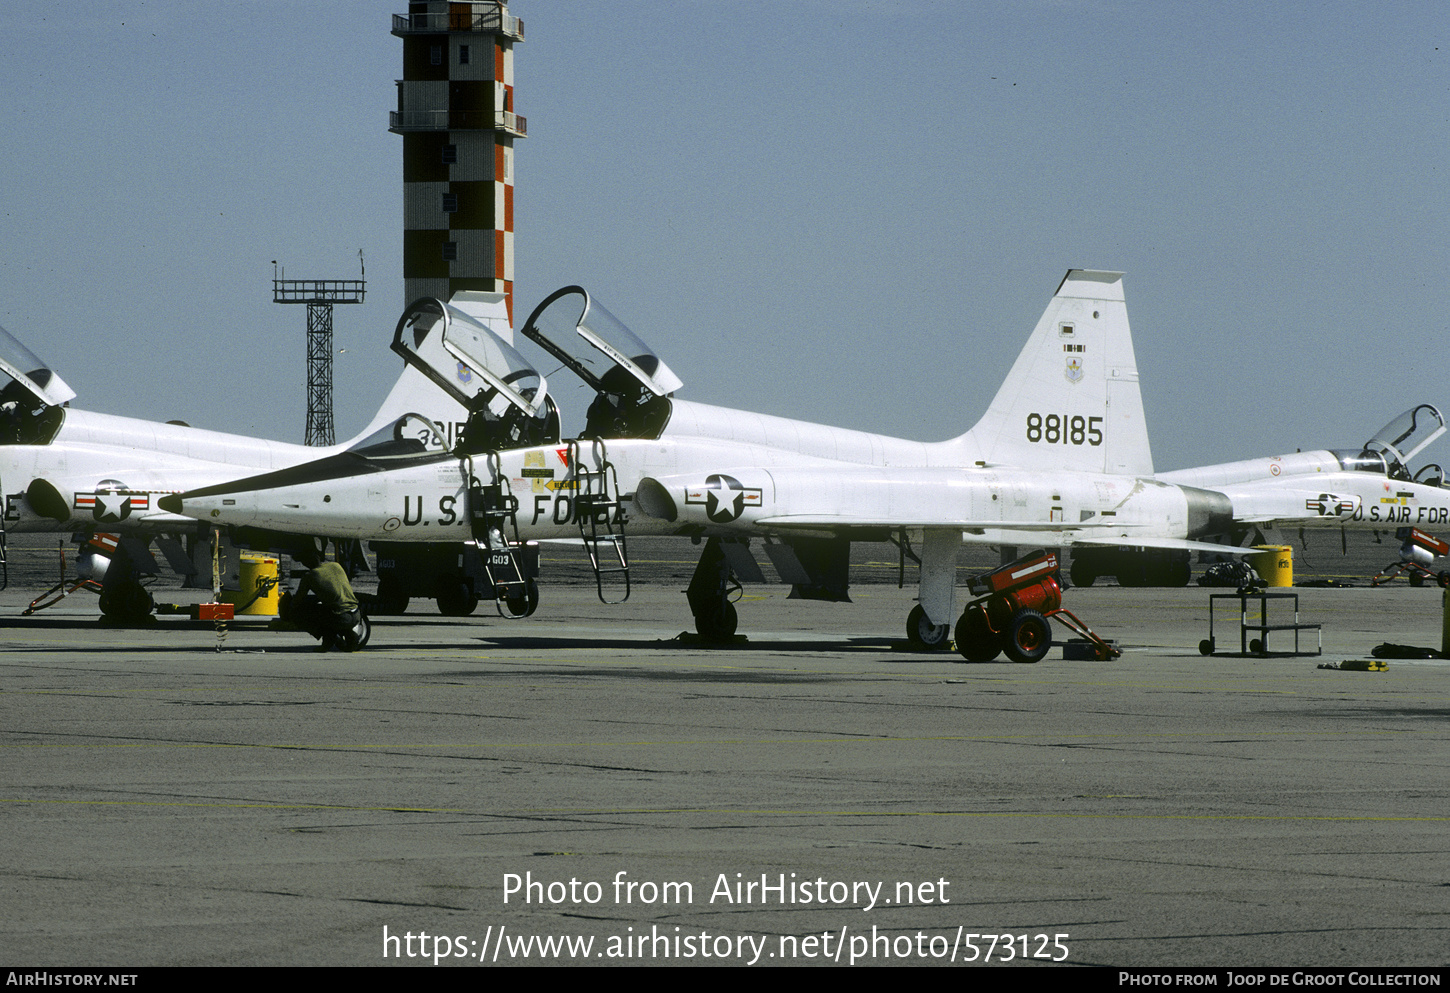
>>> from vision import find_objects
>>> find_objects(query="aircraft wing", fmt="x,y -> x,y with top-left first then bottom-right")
753,517 -> 1252,556
635,468 -> 1250,555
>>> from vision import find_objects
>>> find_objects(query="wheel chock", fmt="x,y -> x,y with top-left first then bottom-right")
1062,638 -> 1117,660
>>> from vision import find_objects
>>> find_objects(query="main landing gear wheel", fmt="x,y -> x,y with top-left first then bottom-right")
954,607 -> 1003,662
1003,608 -> 1051,664
906,604 -> 951,648
99,581 -> 154,624
695,599 -> 738,643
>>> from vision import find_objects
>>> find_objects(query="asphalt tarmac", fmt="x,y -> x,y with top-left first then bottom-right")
2,537 -> 1448,967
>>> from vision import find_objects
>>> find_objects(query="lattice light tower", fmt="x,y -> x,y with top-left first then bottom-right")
273,265 -> 366,446
390,1 -> 525,322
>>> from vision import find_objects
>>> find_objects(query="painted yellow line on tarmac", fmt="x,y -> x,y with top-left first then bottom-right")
1,727 -> 1437,750
0,797 -> 457,812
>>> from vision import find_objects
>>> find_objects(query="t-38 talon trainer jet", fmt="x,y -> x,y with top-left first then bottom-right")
166,270 -> 1269,654
1148,402 -> 1450,581
0,294 -> 499,620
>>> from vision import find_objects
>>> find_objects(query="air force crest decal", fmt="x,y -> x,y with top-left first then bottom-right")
1065,357 -> 1083,384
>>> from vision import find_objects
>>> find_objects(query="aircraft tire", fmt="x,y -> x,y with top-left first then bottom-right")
1003,608 -> 1051,664
906,605 -> 951,648
695,599 -> 738,643
954,607 -> 1002,662
99,581 -> 154,624
436,585 -> 479,617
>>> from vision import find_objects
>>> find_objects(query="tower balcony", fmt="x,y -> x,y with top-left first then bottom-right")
389,110 -> 526,137
391,10 -> 524,41
273,279 -> 366,305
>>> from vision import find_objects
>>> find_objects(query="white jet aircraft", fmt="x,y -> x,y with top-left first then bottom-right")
168,270 -> 1306,657
0,295 -> 500,619
1149,402 -> 1450,575
1059,404 -> 1450,588
1160,403 -> 1448,531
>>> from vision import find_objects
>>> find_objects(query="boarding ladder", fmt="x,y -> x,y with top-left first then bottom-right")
0,492 -> 8,591
568,438 -> 630,604
466,453 -> 531,613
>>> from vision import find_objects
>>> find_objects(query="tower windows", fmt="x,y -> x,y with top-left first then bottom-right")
442,242 -> 458,261
441,192 -> 458,213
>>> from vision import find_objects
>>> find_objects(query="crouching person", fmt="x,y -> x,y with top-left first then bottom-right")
282,545 -> 370,652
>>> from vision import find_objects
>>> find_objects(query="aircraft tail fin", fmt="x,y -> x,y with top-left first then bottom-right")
962,269 -> 1153,476
341,362 -> 471,451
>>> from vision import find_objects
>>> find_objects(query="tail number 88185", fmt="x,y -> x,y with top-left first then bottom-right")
1026,414 -> 1103,446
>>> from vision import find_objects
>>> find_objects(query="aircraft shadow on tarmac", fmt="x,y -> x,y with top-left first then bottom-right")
0,615 -> 1042,660
466,633 -> 932,655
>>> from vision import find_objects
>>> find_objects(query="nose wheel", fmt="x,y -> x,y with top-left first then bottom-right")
906,604 -> 951,648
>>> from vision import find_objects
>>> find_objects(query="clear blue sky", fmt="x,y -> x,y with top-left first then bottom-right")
0,1 -> 1444,471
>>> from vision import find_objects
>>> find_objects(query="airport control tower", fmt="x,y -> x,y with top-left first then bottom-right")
390,1 -> 525,320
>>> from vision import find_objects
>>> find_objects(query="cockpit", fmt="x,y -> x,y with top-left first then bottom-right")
1333,404 -> 1447,484
520,286 -> 682,440
346,412 -> 452,460
0,323 -> 75,447
390,296 -> 559,455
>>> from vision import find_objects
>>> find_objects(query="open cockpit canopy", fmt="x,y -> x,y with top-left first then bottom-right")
0,323 -> 75,409
0,323 -> 74,445
520,286 -> 683,399
1362,404 -> 1445,480
392,297 -> 548,420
